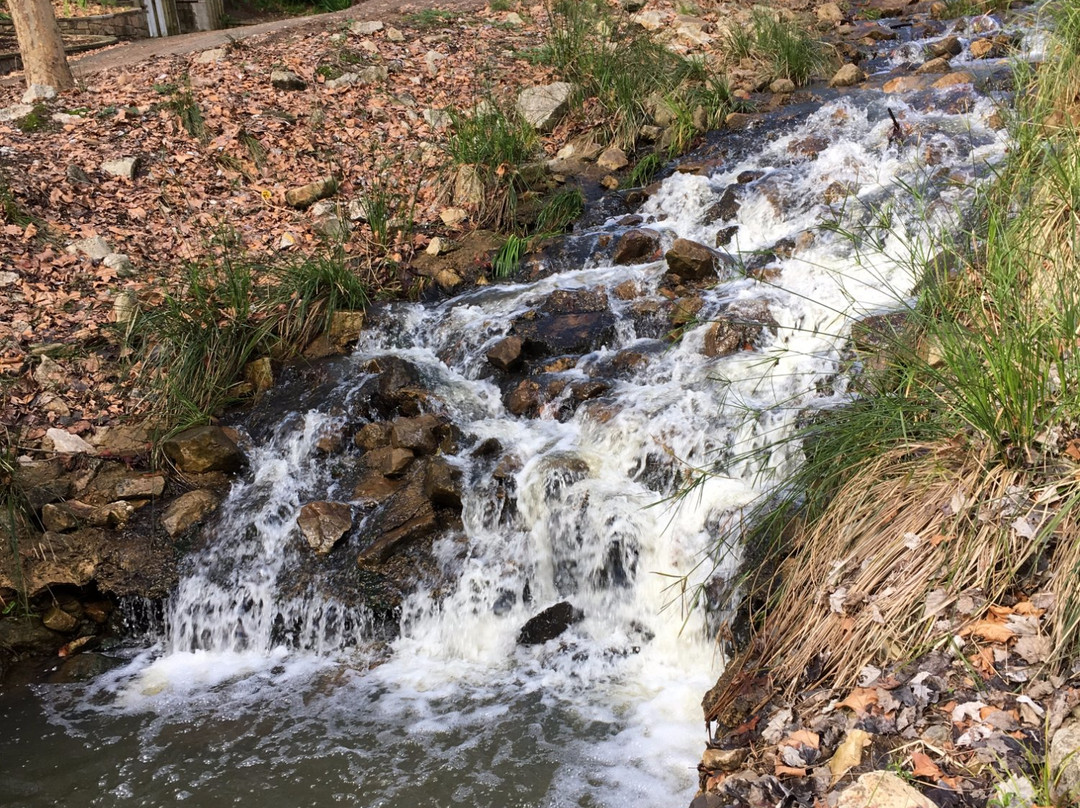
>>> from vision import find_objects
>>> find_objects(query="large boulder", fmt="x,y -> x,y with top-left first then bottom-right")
517,82 -> 576,132
517,601 -> 584,645
612,229 -> 661,265
297,501 -> 353,555
487,336 -> 525,372
665,238 -> 722,281
702,301 -> 778,357
161,489 -> 219,537
510,289 -> 616,357
162,426 -> 245,474
357,458 -> 463,564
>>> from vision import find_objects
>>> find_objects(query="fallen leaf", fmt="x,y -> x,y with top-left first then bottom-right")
1065,439 -> 1080,461
911,750 -> 944,780
775,764 -> 807,777
929,532 -> 951,546
780,729 -> 820,749
829,728 -> 872,784
1014,600 -> 1046,617
837,687 -> 879,715
1014,634 -> 1052,664
960,619 -> 1016,644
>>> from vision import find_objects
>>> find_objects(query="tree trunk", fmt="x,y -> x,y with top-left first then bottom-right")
7,0 -> 75,91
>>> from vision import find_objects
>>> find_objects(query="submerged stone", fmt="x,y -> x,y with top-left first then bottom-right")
517,601 -> 584,645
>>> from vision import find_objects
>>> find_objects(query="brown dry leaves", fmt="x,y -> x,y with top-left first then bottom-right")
0,7 -> 559,434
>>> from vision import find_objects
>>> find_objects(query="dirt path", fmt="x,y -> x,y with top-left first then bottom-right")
5,0 -> 484,82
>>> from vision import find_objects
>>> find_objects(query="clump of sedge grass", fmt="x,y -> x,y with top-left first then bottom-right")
729,8 -> 831,87
445,101 -> 539,229
129,235 -> 368,429
540,0 -> 709,148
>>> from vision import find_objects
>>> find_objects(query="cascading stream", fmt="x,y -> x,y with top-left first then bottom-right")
1,26 -> 1022,807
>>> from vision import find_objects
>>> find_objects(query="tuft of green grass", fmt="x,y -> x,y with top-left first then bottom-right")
169,84 -> 208,142
540,0 -> 712,148
445,101 -> 539,228
624,152 -> 664,188
0,171 -> 31,227
534,186 -> 584,233
129,236 -> 369,428
745,8 -> 831,86
488,0 -> 512,10
492,233 -> 529,278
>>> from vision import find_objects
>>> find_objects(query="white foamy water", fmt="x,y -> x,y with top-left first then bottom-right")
1,46 -> 1014,808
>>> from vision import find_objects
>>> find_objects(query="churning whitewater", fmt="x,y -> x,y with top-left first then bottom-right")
3,50 -> 1013,808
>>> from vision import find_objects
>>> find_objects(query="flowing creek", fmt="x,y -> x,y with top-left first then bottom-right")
0,16 -> 1034,807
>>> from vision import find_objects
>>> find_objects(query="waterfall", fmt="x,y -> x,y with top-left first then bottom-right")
10,43 -> 1016,808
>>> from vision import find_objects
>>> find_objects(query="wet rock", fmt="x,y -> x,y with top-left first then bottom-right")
715,226 -> 739,248
422,456 -> 463,509
836,771 -> 936,808
366,356 -> 429,416
707,187 -> 741,222
703,301 -> 777,357
357,459 -> 456,564
570,380 -> 611,402
671,295 -> 705,326
508,378 -> 543,416
162,426 -> 245,474
517,601 -> 584,645
354,422 -> 391,452
665,238 -> 720,281
487,336 -> 525,372
829,63 -> 865,88
271,69 -> 306,91
0,616 -> 59,654
511,290 -> 616,357
48,652 -> 119,683
927,35 -> 962,58
297,501 -> 353,554
366,446 -> 415,478
285,176 -> 337,210
517,82 -> 576,132
161,489 -> 219,537
916,56 -> 952,74
725,112 -> 758,130
612,229 -> 661,265
114,475 -> 165,500
390,415 -> 445,456
970,35 -> 1009,59
42,605 -> 77,633
883,76 -> 928,93
769,78 -> 795,94
932,71 -> 975,89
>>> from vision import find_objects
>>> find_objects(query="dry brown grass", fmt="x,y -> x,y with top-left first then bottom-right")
708,442 -> 1080,714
